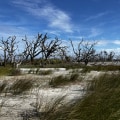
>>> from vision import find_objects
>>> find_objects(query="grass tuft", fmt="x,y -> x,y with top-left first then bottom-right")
49,73 -> 80,87
0,81 -> 7,94
46,73 -> 120,120
36,70 -> 53,75
10,79 -> 33,95
67,73 -> 120,120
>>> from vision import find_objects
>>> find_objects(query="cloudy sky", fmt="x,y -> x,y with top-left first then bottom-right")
0,0 -> 120,51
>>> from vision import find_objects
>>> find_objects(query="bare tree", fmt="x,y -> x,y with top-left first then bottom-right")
0,36 -> 18,67
81,41 -> 97,65
58,47 -> 70,62
0,38 -> 9,67
7,36 -> 18,65
97,50 -> 115,63
40,36 -> 63,65
70,39 -> 83,62
22,33 -> 47,64
70,39 -> 97,65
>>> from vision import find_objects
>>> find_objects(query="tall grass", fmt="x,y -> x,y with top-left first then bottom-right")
67,73 -> 120,120
0,78 -> 33,95
20,93 -> 66,120
0,81 -> 7,94
49,73 -> 80,87
46,73 -> 120,120
10,79 -> 33,95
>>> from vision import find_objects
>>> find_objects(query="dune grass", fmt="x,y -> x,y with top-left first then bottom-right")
0,78 -> 33,95
45,73 -> 120,120
10,78 -> 33,95
49,73 -> 80,87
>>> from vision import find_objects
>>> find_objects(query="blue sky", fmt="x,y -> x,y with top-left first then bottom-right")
0,0 -> 120,52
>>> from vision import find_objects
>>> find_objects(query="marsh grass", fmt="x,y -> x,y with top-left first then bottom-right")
49,73 -> 80,87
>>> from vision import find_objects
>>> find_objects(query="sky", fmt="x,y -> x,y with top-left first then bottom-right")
0,0 -> 120,52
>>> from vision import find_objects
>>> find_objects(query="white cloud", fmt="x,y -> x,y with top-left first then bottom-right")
85,11 -> 109,21
88,28 -> 102,38
12,0 -> 73,33
97,40 -> 109,46
0,25 -> 30,38
113,40 -> 120,45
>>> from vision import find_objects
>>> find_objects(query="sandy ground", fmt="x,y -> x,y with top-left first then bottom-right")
0,68 -> 103,120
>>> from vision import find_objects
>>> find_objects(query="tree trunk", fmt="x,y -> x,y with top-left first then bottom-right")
84,59 -> 88,66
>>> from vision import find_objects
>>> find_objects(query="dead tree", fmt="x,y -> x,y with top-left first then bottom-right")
7,36 -> 18,65
58,47 -> 70,62
0,36 -> 18,67
0,38 -> 9,67
22,33 -> 47,64
70,39 -> 83,62
14,53 -> 25,68
40,37 -> 63,65
70,39 -> 97,65
81,41 -> 97,65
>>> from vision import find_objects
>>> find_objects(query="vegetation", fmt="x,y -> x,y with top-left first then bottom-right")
0,78 -> 33,95
36,69 -> 53,75
81,64 -> 120,73
9,68 -> 21,76
0,32 -> 120,120
1,33 -> 117,68
10,79 -> 33,95
0,67 -> 11,76
47,73 -> 120,120
49,73 -> 80,87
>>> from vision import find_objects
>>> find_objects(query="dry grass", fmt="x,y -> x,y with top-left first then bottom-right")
10,78 -> 33,95
49,73 -> 80,87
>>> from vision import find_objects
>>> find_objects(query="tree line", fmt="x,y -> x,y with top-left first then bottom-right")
0,33 -> 118,68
